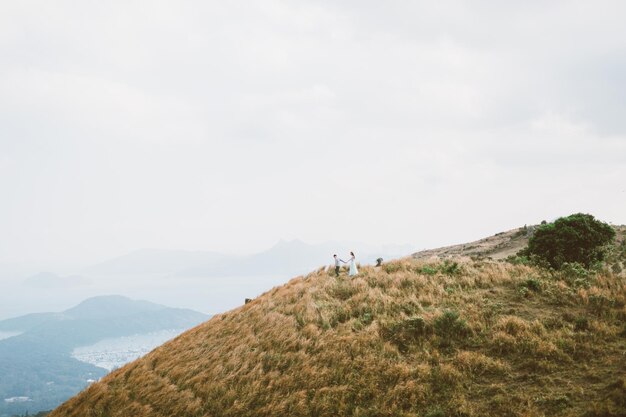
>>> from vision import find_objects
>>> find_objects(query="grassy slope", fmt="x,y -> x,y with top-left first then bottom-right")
413,225 -> 626,262
412,227 -> 531,260
50,257 -> 625,417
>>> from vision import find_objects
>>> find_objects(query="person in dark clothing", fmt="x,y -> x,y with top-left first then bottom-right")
333,254 -> 346,277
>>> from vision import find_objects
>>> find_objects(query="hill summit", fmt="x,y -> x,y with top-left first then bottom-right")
50,236 -> 625,417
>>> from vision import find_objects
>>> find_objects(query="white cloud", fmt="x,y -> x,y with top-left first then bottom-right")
0,0 -> 625,263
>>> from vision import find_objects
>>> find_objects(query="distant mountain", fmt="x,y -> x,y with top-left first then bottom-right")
81,241 -> 413,280
22,272 -> 91,289
177,239 -> 335,277
83,248 -> 227,275
178,239 -> 415,278
63,295 -> 164,320
0,312 -> 63,333
0,296 -> 209,416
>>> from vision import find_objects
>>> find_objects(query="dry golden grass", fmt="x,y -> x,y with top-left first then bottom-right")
50,257 -> 626,417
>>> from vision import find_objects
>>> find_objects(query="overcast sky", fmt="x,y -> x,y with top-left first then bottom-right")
1,0 -> 625,265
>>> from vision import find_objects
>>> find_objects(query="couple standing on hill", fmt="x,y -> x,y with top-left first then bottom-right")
333,252 -> 358,277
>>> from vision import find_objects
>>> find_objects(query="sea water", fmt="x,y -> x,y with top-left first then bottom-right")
71,329 -> 184,371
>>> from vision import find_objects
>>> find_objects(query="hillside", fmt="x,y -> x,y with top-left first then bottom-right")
50,250 -> 626,416
412,227 -> 531,260
413,225 -> 626,261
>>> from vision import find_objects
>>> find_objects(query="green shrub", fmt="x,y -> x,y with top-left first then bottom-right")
588,294 -> 616,316
419,265 -> 438,276
417,261 -> 461,276
525,277 -> 541,292
555,262 -> 593,289
441,260 -> 461,276
380,316 -> 432,353
383,263 -> 403,274
353,306 -> 374,327
330,282 -> 357,301
573,277 -> 591,289
360,312 -> 373,325
424,407 -> 447,417
520,213 -> 615,269
561,262 -> 590,279
507,255 -> 531,266
574,316 -> 589,331
352,311 -> 374,331
517,286 -> 530,298
434,310 -> 471,341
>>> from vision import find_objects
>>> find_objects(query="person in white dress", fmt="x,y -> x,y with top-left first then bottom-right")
348,251 -> 358,276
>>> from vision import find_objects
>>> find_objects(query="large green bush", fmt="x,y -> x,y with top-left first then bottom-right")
521,213 -> 615,269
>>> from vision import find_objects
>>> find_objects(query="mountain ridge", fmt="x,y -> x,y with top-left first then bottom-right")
177,239 -> 414,278
412,226 -> 532,260
81,240 -> 415,279
82,249 -> 227,276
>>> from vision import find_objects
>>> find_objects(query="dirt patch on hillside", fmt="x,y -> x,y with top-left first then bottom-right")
412,227 -> 532,260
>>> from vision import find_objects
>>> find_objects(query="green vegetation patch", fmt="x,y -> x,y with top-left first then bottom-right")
520,213 -> 615,269
380,316 -> 432,353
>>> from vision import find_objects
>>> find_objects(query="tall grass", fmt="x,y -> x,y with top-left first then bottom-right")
51,257 -> 626,417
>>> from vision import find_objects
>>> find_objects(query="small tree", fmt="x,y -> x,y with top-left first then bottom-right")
521,213 -> 615,269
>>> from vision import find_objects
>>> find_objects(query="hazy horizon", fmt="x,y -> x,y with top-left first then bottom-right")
0,237 -> 416,320
2,2 -> 625,266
